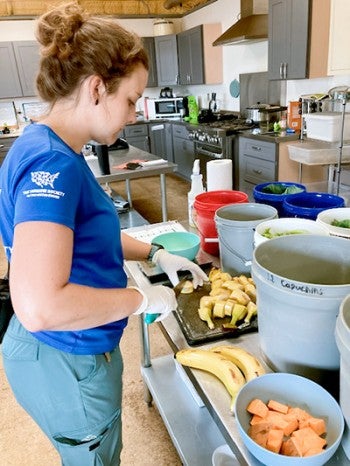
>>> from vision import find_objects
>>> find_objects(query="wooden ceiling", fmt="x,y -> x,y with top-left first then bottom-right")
0,0 -> 217,18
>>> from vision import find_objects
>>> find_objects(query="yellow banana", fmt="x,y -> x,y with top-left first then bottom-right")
244,301 -> 257,324
209,345 -> 266,381
175,348 -> 246,411
230,303 -> 247,326
198,305 -> 214,329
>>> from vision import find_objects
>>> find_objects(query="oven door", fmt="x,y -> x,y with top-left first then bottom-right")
195,142 -> 225,189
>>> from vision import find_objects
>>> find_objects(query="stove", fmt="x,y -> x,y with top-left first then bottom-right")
188,117 -> 255,189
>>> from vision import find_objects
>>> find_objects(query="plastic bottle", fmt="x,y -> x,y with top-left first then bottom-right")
188,159 -> 205,228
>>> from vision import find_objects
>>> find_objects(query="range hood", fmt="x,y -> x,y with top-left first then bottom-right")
213,0 -> 268,46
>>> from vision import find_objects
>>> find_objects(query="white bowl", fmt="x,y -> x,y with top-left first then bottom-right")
254,217 -> 329,247
317,208 -> 350,238
234,373 -> 344,466
211,444 -> 240,466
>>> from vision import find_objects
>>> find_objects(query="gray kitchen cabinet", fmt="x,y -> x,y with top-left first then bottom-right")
154,34 -> 179,86
177,24 -> 222,85
268,0 -> 310,80
13,41 -> 40,96
0,42 -> 23,98
149,122 -> 173,162
238,136 -> 277,200
0,41 -> 39,98
172,123 -> 194,180
124,124 -> 150,152
177,26 -> 203,85
142,37 -> 158,88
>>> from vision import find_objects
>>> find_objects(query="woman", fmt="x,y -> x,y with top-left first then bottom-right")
0,2 -> 207,465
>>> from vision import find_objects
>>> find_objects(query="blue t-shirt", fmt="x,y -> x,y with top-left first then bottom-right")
0,123 -> 128,354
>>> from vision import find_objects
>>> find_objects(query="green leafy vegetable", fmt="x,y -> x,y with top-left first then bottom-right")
262,228 -> 307,239
262,184 -> 304,195
331,219 -> 350,228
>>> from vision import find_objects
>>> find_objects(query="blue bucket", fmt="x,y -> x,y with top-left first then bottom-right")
253,181 -> 306,217
283,192 -> 345,220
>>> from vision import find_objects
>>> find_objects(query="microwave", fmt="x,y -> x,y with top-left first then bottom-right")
145,97 -> 184,119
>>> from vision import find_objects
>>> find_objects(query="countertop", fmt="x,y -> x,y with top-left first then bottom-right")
0,120 -> 301,144
239,129 -> 300,143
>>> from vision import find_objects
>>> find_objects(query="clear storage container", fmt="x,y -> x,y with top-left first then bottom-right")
304,112 -> 350,142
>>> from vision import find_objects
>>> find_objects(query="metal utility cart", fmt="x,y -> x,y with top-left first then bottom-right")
124,221 -> 349,466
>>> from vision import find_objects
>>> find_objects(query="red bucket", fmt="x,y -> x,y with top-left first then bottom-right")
193,190 -> 248,256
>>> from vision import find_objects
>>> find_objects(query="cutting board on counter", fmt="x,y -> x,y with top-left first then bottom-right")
175,282 -> 258,346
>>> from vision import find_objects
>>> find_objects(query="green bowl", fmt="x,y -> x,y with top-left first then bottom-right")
151,231 -> 200,260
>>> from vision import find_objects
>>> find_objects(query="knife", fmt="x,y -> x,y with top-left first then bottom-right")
144,278 -> 190,324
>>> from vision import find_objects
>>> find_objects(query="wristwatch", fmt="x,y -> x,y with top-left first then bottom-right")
147,243 -> 164,261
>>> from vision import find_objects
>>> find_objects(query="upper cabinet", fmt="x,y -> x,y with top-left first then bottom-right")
268,0 -> 310,80
178,24 -> 222,85
328,0 -> 350,75
0,41 -> 39,98
0,42 -> 23,98
154,34 -> 179,86
268,0 -> 330,80
154,24 -> 223,87
142,37 -> 158,88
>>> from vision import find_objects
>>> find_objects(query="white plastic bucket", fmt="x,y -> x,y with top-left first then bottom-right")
252,235 -> 350,388
214,203 -> 277,275
317,207 -> 350,239
336,294 -> 350,460
254,217 -> 329,247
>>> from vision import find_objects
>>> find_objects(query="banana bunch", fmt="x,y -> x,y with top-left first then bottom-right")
197,267 -> 257,329
176,345 -> 265,411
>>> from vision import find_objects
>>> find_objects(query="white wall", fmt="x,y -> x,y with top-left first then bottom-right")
1,0 -> 350,113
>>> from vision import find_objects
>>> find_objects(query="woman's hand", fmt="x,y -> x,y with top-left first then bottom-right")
152,249 -> 208,288
132,285 -> 177,322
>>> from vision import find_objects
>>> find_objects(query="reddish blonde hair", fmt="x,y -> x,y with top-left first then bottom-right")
35,1 -> 149,103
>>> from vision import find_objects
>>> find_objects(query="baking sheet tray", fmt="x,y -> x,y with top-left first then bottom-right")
174,282 -> 258,346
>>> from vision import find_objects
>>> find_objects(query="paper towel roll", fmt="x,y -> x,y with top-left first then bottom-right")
206,159 -> 233,191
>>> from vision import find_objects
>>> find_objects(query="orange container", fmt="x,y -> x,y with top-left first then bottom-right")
193,190 -> 248,256
287,101 -> 302,131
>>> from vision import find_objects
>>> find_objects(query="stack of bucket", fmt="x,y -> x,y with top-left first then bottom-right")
253,181 -> 346,219
193,190 -> 248,256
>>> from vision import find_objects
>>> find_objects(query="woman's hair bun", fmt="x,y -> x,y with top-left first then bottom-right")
36,1 -> 88,60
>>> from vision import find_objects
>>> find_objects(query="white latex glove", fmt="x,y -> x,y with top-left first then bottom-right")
131,285 -> 177,322
152,249 -> 209,288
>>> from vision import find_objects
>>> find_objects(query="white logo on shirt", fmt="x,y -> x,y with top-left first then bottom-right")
31,171 -> 60,189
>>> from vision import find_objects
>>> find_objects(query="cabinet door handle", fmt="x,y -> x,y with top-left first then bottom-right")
253,169 -> 263,175
283,62 -> 288,79
251,145 -> 262,151
279,63 -> 283,79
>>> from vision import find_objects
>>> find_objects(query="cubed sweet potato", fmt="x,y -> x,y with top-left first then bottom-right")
307,417 -> 327,436
248,422 -> 270,448
250,414 -> 265,425
267,399 -> 289,414
292,427 -> 327,456
246,400 -> 328,459
247,398 -> 269,418
266,428 -> 284,453
281,438 -> 303,457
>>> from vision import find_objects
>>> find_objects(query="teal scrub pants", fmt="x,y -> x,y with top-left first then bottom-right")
2,316 -> 123,466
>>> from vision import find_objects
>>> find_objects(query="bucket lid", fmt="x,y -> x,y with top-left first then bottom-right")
194,190 -> 248,210
215,202 -> 278,226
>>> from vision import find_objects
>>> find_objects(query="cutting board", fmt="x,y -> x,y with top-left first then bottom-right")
175,282 -> 258,346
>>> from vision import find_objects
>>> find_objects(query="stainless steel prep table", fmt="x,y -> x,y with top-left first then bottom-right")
86,145 -> 177,222
125,249 -> 349,466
